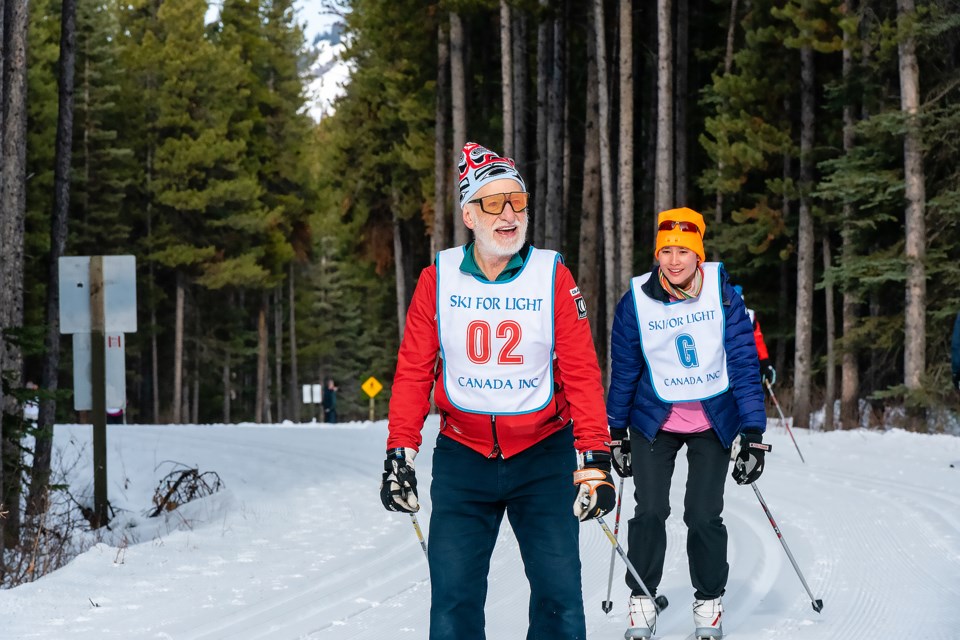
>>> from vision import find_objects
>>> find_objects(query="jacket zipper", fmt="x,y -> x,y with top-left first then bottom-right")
488,415 -> 501,458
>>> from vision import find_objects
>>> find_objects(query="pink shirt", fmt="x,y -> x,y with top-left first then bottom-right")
659,292 -> 712,434
661,401 -> 712,434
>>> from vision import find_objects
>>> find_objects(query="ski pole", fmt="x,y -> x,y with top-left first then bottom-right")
751,483 -> 823,613
601,476 -> 625,613
409,513 -> 429,563
596,515 -> 669,614
764,379 -> 806,464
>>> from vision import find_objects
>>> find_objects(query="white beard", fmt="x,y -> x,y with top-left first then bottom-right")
470,210 -> 528,258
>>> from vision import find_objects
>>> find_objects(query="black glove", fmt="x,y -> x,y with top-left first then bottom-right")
380,448 -> 420,513
732,431 -> 771,485
760,361 -> 776,386
609,428 -> 632,478
954,371 -> 960,391
573,451 -> 616,521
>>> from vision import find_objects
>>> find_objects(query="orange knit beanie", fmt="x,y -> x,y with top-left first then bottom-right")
654,207 -> 706,263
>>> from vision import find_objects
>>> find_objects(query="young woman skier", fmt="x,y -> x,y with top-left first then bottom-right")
606,207 -> 769,640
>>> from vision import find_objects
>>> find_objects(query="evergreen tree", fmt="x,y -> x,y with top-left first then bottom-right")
69,0 -> 134,255
308,0 -> 435,379
216,0 -> 315,419
24,0 -> 62,330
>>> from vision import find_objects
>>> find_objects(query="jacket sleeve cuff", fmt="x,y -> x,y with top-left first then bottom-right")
582,450 -> 612,471
609,427 -> 629,442
607,414 -> 629,430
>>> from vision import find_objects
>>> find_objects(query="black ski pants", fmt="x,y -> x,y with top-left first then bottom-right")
626,428 -> 730,600
428,426 -> 586,640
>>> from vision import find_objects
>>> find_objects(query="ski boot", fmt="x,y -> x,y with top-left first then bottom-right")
693,597 -> 723,639
624,595 -> 657,639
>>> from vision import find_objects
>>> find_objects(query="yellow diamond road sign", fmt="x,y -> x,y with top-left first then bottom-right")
362,376 -> 383,398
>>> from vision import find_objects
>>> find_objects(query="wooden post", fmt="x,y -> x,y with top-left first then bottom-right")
369,396 -> 375,422
90,256 -> 109,527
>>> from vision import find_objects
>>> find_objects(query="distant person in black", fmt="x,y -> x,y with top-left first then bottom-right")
322,379 -> 338,423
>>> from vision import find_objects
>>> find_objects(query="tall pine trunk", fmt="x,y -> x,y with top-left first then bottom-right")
223,355 -> 231,423
0,0 -> 28,370
181,304 -> 192,422
147,146 -> 160,422
654,0 -> 673,214
255,294 -> 268,423
714,0 -> 738,257
29,0 -> 77,516
593,0 -> 615,383
777,96 -> 792,380
500,0 -> 513,156
897,0 -> 925,429
450,12 -> 468,246
823,235 -> 835,430
793,44 -> 815,430
534,0 -> 551,247
0,1 -> 5,482
840,0 -> 860,429
545,2 -> 565,251
192,312 -> 200,424
273,286 -> 283,422
579,17 -> 601,348
674,0 -> 688,205
173,273 -> 185,423
776,256 -> 789,378
1,0 -> 28,387
433,23 -> 449,255
512,15 -> 528,173
618,0 -> 634,292
1,0 -> 30,547
641,21 -> 657,247
287,264 -> 299,422
394,207 -> 408,342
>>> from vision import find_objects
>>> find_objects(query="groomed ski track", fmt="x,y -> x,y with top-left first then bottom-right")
1,418 -> 958,639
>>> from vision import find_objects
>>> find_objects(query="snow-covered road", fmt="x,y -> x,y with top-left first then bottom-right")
1,419 -> 958,638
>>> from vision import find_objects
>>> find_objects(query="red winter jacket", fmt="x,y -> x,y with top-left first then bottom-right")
752,316 -> 770,362
386,257 -> 609,459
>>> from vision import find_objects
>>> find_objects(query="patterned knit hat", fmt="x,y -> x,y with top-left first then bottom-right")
654,207 -> 706,263
457,142 -> 526,209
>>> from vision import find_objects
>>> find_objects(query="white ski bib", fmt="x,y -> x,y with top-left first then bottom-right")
633,262 -> 729,402
437,246 -> 558,415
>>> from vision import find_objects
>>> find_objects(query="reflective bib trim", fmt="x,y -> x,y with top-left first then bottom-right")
633,263 -> 729,402
436,246 -> 558,415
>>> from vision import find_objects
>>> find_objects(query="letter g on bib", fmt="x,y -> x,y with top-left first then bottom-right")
675,333 -> 699,368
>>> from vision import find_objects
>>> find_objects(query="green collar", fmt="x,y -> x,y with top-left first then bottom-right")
459,242 -> 528,282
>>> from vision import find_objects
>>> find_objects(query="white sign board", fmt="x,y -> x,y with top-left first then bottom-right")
73,333 -> 126,411
302,384 -> 323,404
59,256 -> 138,334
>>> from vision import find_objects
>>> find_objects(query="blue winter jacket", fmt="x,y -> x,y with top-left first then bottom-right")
606,265 -> 766,448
